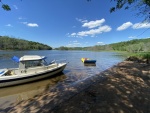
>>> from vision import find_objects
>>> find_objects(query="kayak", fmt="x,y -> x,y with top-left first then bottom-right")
81,58 -> 96,63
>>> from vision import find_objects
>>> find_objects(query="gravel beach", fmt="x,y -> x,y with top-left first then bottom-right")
1,61 -> 150,113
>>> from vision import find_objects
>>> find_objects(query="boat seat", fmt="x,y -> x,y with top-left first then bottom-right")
6,70 -> 15,75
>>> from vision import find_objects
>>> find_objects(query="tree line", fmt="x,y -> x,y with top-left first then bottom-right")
109,38 -> 150,52
55,38 -> 150,53
0,36 -> 52,50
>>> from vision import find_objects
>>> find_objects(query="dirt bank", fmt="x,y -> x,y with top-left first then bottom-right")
1,61 -> 150,113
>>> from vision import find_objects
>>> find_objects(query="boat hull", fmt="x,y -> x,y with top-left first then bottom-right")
0,64 -> 67,88
81,58 -> 96,64
84,60 -> 96,63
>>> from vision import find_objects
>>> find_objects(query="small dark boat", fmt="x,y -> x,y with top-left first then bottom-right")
81,58 -> 96,64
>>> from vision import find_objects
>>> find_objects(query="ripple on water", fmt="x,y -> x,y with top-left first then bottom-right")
0,50 -> 126,108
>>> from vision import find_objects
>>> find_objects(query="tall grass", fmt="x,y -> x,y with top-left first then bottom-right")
134,52 -> 150,59
131,52 -> 150,64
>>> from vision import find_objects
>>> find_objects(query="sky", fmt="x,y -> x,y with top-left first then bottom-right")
0,0 -> 150,48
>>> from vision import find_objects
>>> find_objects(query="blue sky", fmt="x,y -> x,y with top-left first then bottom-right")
0,0 -> 150,48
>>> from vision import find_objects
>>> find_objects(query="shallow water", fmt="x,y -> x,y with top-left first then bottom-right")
0,50 -> 126,108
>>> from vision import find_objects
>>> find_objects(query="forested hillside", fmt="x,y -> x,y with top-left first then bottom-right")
0,36 -> 52,50
110,38 -> 150,52
56,38 -> 150,52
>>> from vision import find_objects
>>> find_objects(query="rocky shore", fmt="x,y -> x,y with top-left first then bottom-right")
1,61 -> 150,113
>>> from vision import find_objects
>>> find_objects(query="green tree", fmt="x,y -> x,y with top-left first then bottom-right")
0,36 -> 52,50
110,0 -> 150,21
0,0 -> 11,11
1,0 -> 150,21
87,0 -> 150,21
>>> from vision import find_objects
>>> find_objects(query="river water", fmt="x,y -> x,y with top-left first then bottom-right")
0,50 -> 126,108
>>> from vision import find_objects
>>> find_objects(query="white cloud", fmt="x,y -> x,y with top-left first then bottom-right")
18,17 -> 26,20
5,24 -> 13,27
82,19 -> 105,28
76,18 -> 88,23
117,21 -> 150,31
13,5 -> 18,9
69,18 -> 111,38
76,25 -> 112,37
21,22 -> 39,27
67,41 -> 81,47
132,22 -> 150,29
128,36 -> 137,39
117,22 -> 133,31
27,23 -> 39,27
97,42 -> 105,45
70,33 -> 76,37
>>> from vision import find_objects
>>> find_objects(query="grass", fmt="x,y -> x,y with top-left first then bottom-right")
131,52 -> 150,59
129,52 -> 150,64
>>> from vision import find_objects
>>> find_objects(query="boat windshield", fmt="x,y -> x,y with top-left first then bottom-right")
24,60 -> 45,68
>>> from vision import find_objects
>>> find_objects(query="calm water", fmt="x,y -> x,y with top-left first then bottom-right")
0,50 -> 126,108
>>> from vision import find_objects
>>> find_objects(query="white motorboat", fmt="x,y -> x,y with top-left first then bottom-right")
0,55 -> 67,87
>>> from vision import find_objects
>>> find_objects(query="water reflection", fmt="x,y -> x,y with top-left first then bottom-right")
0,50 -> 127,109
0,73 -> 66,108
84,63 -> 96,67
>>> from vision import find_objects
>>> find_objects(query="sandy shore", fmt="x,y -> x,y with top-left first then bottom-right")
1,61 -> 150,113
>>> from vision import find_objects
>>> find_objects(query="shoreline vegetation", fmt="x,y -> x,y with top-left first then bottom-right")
1,36 -> 150,65
0,36 -> 150,52
0,36 -> 52,50
1,58 -> 150,113
55,38 -> 150,52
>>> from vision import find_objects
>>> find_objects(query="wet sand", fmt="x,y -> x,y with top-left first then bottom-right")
1,61 -> 150,113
